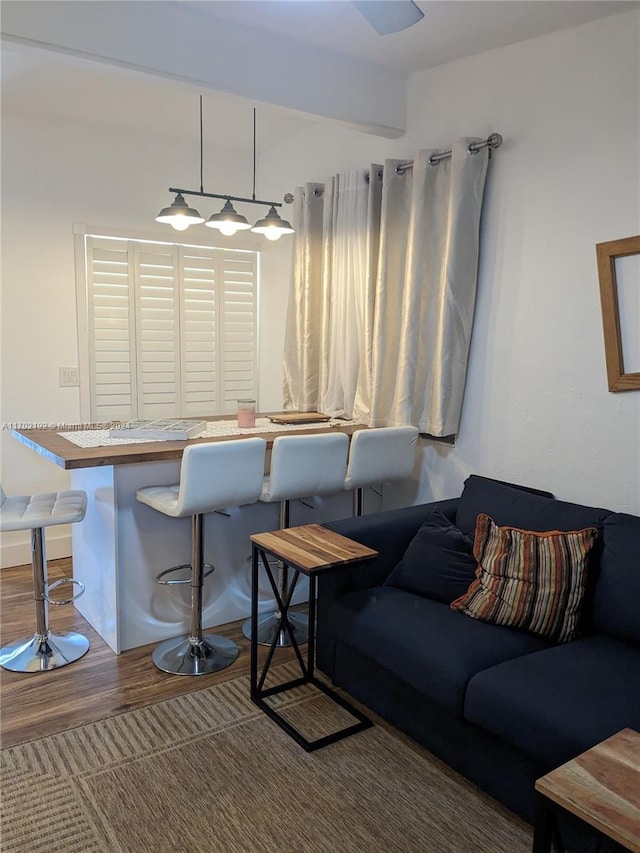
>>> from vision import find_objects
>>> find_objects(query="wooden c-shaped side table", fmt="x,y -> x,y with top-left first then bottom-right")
249,523 -> 377,751
533,728 -> 640,853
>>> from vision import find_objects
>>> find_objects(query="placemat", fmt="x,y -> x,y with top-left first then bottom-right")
59,417 -> 353,448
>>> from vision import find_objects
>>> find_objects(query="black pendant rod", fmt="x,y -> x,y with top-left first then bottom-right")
168,187 -> 282,208
252,108 -> 257,202
172,101 -> 281,208
199,95 -> 204,193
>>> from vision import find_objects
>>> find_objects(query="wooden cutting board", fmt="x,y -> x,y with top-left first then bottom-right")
268,412 -> 331,425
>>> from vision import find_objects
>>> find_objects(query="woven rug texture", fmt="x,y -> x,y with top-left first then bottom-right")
1,664 -> 533,852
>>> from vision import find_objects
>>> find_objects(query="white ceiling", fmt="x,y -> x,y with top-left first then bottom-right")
1,0 -> 637,153
199,0 -> 636,73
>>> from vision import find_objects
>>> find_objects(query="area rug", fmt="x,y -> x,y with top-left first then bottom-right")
1,663 -> 533,852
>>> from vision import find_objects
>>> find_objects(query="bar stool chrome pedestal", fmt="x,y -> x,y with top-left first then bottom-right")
0,486 -> 89,672
136,438 -> 267,676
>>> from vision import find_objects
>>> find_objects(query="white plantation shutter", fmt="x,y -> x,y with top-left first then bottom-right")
86,238 -> 137,423
221,251 -> 258,409
83,235 -> 258,422
180,246 -> 218,416
136,243 -> 180,418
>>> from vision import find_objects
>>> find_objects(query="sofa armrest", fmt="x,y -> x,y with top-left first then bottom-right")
316,498 -> 459,679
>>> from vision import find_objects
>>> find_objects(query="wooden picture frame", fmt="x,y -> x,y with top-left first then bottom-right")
596,234 -> 640,392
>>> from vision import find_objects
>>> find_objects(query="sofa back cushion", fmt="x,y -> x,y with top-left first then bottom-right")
384,507 -> 477,604
592,513 -> 640,646
456,475 -> 611,538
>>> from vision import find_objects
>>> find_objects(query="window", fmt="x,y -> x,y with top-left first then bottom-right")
77,233 -> 258,422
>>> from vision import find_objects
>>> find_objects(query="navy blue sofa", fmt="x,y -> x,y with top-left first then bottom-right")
317,475 -> 640,838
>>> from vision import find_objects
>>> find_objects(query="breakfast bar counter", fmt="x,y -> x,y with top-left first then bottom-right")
13,416 -> 364,654
12,417 -> 365,470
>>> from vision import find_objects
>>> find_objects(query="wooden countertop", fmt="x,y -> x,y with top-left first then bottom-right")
12,416 -> 366,471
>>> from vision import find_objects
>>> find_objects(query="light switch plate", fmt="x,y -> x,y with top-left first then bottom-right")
59,366 -> 79,387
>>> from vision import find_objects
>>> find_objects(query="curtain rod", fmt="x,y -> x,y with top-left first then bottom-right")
283,132 -> 503,202
399,131 -> 503,171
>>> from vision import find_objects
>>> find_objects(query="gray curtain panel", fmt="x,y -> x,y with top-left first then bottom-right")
283,139 -> 489,437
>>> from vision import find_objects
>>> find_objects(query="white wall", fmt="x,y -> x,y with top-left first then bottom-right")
2,10 -> 639,569
0,113 -> 291,565
406,11 -> 640,513
263,10 -> 640,514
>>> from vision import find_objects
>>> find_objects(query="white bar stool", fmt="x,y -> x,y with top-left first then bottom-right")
242,432 -> 349,647
344,426 -> 419,516
0,485 -> 89,672
136,438 -> 267,676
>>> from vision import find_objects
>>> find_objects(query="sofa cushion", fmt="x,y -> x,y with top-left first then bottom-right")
465,635 -> 640,768
592,513 -> 640,646
451,514 -> 598,643
328,585 -> 550,717
384,508 -> 477,604
456,475 -> 611,539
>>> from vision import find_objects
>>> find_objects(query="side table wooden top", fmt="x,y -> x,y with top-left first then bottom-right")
250,524 -> 378,574
535,727 -> 640,852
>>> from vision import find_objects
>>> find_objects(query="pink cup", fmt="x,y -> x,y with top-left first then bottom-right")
237,399 -> 256,428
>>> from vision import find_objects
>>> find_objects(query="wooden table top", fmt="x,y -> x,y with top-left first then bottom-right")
535,728 -> 640,852
11,416 -> 366,471
250,524 -> 378,575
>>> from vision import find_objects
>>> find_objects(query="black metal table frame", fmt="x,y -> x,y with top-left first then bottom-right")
532,795 -> 566,853
532,792 -> 631,853
249,543 -> 372,752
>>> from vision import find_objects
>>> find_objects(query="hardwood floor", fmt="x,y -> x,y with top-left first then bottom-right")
0,558 -> 296,749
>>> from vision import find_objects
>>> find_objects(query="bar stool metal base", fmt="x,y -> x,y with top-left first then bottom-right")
241,610 -> 308,647
151,633 -> 239,676
0,630 -> 90,673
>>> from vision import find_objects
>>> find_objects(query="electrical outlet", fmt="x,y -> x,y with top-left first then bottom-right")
59,366 -> 80,387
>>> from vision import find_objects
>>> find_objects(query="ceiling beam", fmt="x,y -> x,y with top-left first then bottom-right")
1,0 -> 408,138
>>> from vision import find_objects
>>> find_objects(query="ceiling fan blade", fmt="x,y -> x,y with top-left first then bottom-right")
353,1 -> 424,35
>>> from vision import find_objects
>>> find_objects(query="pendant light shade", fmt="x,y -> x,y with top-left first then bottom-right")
251,205 -> 295,241
205,200 -> 252,236
155,193 -> 204,231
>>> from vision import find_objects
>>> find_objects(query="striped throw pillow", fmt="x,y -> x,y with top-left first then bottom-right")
450,513 -> 598,643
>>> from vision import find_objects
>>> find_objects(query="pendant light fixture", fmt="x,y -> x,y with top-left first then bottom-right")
155,97 -> 293,241
205,199 -> 251,236
155,193 -> 204,231
251,205 -> 295,241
